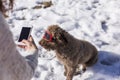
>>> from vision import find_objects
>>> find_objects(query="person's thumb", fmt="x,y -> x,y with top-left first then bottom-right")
28,35 -> 33,42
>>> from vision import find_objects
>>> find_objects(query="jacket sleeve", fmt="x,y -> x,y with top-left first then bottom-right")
25,50 -> 39,73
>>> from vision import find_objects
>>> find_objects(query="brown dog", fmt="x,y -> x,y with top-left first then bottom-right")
39,25 -> 98,80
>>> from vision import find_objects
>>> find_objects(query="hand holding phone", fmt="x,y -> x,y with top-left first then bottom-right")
16,27 -> 32,45
18,36 -> 38,53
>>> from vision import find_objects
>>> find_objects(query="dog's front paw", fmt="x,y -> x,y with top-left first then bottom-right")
74,70 -> 85,76
66,77 -> 72,80
74,67 -> 86,76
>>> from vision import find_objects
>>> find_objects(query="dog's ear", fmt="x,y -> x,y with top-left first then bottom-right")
60,33 -> 68,43
55,31 -> 68,44
50,25 -> 68,44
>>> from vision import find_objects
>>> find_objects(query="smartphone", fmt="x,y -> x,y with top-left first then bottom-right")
18,27 -> 32,42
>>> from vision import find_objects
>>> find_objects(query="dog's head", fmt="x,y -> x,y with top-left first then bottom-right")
39,25 -> 68,51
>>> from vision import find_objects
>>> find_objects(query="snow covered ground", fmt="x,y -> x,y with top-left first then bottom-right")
7,0 -> 120,80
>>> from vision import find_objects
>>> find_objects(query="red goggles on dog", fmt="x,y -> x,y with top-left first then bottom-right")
43,31 -> 53,42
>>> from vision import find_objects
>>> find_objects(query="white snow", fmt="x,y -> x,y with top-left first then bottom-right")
7,0 -> 120,80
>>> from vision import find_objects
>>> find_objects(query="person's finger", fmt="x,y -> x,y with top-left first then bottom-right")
28,35 -> 33,42
21,39 -> 30,45
29,36 -> 37,49
18,45 -> 25,48
28,36 -> 37,48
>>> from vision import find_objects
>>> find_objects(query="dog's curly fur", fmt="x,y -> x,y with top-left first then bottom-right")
39,25 -> 98,80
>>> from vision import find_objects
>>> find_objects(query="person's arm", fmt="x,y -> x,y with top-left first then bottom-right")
0,12 -> 36,80
18,36 -> 39,73
25,50 -> 38,73
0,1 -> 38,80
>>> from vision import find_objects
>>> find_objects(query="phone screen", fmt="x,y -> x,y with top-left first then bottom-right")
18,27 -> 32,42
